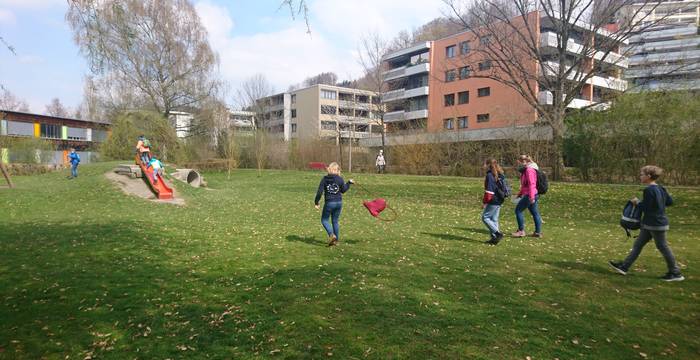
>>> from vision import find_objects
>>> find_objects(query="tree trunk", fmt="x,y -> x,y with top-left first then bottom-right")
0,163 -> 13,188
550,110 -> 566,181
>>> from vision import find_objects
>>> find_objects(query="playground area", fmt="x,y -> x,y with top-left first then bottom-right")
0,162 -> 698,359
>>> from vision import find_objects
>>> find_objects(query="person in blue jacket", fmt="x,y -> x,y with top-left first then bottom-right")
609,165 -> 684,282
68,148 -> 80,179
482,158 -> 506,245
314,162 -> 353,246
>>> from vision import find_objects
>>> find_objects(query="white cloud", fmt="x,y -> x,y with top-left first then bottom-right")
310,0 -> 445,43
196,1 -> 362,96
0,0 -> 63,9
0,8 -> 16,25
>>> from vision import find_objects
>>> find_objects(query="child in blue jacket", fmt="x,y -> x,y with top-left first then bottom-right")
68,148 -> 80,179
609,165 -> 684,281
314,162 -> 353,246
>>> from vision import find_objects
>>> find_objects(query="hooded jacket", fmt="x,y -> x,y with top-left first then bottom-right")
315,174 -> 351,205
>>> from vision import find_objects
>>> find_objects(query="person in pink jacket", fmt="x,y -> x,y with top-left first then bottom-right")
512,155 -> 542,238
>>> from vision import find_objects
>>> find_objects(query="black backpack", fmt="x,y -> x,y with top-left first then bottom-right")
494,174 -> 512,201
535,169 -> 548,195
620,200 -> 641,237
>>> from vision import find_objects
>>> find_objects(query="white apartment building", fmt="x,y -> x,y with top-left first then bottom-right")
620,1 -> 700,91
169,111 -> 194,138
258,84 -> 383,142
227,110 -> 255,134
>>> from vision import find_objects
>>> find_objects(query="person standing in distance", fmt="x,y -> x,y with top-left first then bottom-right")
375,150 -> 386,174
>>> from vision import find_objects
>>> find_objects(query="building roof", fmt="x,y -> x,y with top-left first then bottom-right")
0,108 -> 111,125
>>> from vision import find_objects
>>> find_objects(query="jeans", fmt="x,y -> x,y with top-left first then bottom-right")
515,195 -> 542,233
71,164 -> 78,178
321,201 -> 342,240
622,229 -> 681,274
482,204 -> 501,237
140,153 -> 150,164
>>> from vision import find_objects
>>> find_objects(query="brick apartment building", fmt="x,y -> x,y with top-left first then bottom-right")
369,10 -> 628,146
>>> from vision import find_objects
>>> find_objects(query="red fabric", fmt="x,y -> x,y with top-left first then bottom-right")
483,192 -> 494,204
363,198 -> 387,217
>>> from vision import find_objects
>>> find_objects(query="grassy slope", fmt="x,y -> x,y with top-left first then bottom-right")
0,162 -> 698,359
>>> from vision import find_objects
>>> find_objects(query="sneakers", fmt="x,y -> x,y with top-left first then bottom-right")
327,234 -> 338,247
511,230 -> 526,238
608,261 -> 628,275
530,232 -> 542,238
661,273 -> 685,282
486,232 -> 504,245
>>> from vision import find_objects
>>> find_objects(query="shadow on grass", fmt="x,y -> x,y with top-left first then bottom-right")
421,232 -> 483,244
286,234 -> 326,247
454,227 -> 491,235
539,260 -> 610,275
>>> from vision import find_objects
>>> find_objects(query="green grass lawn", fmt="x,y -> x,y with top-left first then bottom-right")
1,162 -> 698,359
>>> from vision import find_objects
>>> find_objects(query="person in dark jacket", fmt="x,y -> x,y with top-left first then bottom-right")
68,148 -> 80,179
609,165 -> 684,281
482,158 -> 505,245
314,162 -> 353,246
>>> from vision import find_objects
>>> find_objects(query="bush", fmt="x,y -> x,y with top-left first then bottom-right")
100,110 -> 186,163
565,91 -> 700,185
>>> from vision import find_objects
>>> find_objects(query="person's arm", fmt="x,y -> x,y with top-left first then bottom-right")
483,173 -> 495,204
637,187 -> 653,213
527,168 -> 537,202
340,177 -> 351,193
314,179 -> 324,205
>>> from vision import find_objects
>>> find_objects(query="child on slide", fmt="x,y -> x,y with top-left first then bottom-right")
314,162 -> 353,246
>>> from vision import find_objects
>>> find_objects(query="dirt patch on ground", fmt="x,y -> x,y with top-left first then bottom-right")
105,172 -> 185,205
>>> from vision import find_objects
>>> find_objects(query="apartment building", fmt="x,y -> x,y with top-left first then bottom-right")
0,109 -> 110,164
169,111 -> 194,138
620,1 -> 700,91
228,110 -> 255,134
259,84 -> 382,143
374,10 -> 628,145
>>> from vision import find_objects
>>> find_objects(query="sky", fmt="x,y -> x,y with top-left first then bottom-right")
0,0 -> 445,114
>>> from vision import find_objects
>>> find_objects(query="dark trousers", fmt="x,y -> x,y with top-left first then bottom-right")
321,201 -> 342,240
622,229 -> 681,274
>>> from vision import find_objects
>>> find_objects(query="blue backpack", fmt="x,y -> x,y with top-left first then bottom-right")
620,200 -> 641,237
495,174 -> 512,201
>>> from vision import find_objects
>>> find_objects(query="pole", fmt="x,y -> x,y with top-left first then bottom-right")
349,122 -> 353,173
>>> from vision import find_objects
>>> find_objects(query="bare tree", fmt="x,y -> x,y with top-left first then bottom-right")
0,89 -> 30,112
235,74 -> 275,130
66,0 -> 220,118
279,0 -> 311,34
45,98 -> 69,117
303,72 -> 339,87
442,0 -> 671,180
358,32 -> 390,157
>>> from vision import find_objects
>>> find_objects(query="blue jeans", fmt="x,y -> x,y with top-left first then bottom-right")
71,164 -> 78,178
482,204 -> 501,237
321,201 -> 342,240
515,195 -> 542,233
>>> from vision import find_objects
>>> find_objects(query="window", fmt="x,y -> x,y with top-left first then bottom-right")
479,60 -> 492,71
339,108 -> 353,116
443,118 -> 454,130
458,91 -> 469,104
356,110 -> 369,118
477,87 -> 491,97
479,35 -> 492,45
40,123 -> 61,139
291,109 -> 297,118
67,127 -> 87,140
291,123 -> 297,133
321,89 -> 337,100
444,94 -> 455,106
321,105 -> 337,115
446,45 -> 456,58
477,113 -> 490,122
460,41 -> 470,55
321,121 -> 336,130
291,94 -> 297,104
459,66 -> 470,79
445,70 -> 457,82
458,116 -> 468,129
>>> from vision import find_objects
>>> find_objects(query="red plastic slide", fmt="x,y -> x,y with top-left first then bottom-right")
135,155 -> 173,200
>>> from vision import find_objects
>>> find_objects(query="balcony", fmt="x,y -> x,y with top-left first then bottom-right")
383,109 -> 429,123
382,86 -> 430,103
627,37 -> 700,54
629,49 -> 700,66
540,61 -> 627,91
383,41 -> 431,62
625,62 -> 700,78
538,90 -> 598,109
383,62 -> 431,82
540,32 -> 628,68
629,26 -> 698,43
340,130 -> 378,139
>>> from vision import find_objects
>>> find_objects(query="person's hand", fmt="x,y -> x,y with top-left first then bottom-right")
348,179 -> 355,184
314,204 -> 320,210
631,197 -> 639,205
482,203 -> 487,209
530,197 -> 535,204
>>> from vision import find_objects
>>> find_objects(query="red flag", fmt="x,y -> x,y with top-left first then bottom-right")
363,198 -> 387,217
